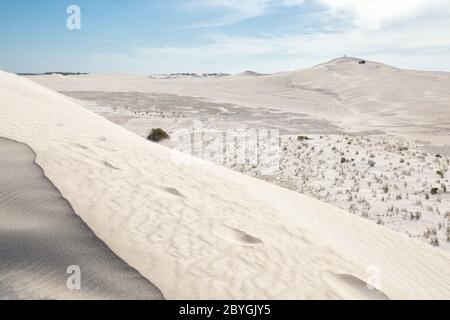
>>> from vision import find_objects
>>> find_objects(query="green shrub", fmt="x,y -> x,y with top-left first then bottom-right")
147,128 -> 170,142
297,136 -> 310,141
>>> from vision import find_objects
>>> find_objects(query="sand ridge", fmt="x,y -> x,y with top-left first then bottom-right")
0,138 -> 164,299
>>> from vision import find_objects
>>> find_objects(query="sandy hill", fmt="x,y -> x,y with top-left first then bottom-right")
2,69 -> 450,299
290,57 -> 450,135
237,71 -> 265,77
29,57 -> 450,146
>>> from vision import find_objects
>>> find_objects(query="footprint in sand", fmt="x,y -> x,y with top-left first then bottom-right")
163,187 -> 184,197
72,143 -> 89,150
322,272 -> 389,300
103,161 -> 121,170
213,225 -> 263,246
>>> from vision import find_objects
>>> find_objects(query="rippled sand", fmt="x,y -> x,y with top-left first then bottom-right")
0,138 -> 163,300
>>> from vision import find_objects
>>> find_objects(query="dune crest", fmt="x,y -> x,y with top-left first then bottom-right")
0,138 -> 163,299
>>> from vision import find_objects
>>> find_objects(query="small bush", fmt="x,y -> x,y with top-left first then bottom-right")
431,187 -> 439,195
147,128 -> 170,142
430,237 -> 439,247
437,170 -> 444,178
297,136 -> 310,141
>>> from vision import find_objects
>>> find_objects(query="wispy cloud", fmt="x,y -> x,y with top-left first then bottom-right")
317,0 -> 450,29
91,0 -> 450,73
188,0 -> 450,29
186,0 -> 305,27
134,16 -> 450,58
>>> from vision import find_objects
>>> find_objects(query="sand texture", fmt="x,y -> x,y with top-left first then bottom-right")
0,68 -> 449,299
0,138 -> 163,300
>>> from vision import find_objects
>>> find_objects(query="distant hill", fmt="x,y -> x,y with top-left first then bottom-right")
148,73 -> 230,79
18,72 -> 89,76
238,70 -> 265,77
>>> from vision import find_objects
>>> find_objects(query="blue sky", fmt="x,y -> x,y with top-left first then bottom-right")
1,0 -> 450,73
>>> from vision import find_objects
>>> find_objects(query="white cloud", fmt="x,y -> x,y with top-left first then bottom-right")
153,21 -> 448,56
126,6 -> 450,73
187,0 -> 305,26
190,0 -> 450,29
317,0 -> 450,29
91,0 -> 450,73
191,0 -> 305,14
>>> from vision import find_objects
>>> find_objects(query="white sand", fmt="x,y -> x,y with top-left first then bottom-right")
2,68 -> 450,299
0,137 -> 163,299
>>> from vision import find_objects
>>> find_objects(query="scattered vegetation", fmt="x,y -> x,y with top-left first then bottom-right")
225,133 -> 450,251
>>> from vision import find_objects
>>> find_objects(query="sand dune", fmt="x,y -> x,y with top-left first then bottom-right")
0,138 -> 163,300
30,57 -> 450,146
1,68 -> 450,299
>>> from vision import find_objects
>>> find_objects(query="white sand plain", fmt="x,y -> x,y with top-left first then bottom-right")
1,60 -> 450,299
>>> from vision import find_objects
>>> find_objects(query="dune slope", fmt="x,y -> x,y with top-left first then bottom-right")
1,70 -> 450,299
0,138 -> 163,299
